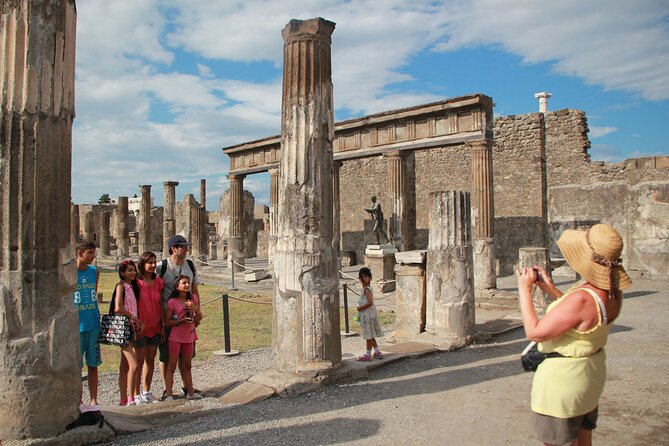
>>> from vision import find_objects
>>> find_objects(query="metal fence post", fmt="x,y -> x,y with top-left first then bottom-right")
213,293 -> 239,356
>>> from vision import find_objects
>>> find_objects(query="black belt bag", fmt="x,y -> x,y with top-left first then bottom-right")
521,342 -> 565,372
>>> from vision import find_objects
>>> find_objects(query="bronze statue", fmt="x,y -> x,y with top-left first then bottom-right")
364,195 -> 390,245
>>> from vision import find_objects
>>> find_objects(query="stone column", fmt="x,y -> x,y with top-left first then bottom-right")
268,168 -> 279,264
470,139 -> 497,293
83,210 -> 95,244
273,18 -> 341,375
200,179 -> 207,211
426,191 -> 475,343
0,1 -> 80,439
386,150 -> 407,251
138,184 -> 151,254
519,247 -> 551,314
393,250 -> 427,339
200,179 -> 208,256
117,196 -> 130,257
190,198 -> 201,259
332,160 -> 342,258
70,204 -> 80,247
100,211 -> 111,255
163,181 -> 179,257
228,173 -> 246,271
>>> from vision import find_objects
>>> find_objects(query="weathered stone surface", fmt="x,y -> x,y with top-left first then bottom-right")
99,211 -> 111,256
518,247 -> 550,313
473,237 -> 496,293
393,262 -> 426,338
245,270 -> 269,282
273,18 -> 341,375
365,246 -> 397,293
0,0 -> 80,440
70,204 -> 80,247
162,181 -> 179,257
83,210 -> 95,244
395,250 -> 426,265
138,185 -> 151,254
219,381 -> 275,405
117,196 -> 130,257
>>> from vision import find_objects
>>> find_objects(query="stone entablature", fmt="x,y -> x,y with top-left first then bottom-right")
223,94 -> 494,175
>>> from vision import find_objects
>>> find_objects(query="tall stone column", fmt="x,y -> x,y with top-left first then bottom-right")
470,139 -> 497,292
386,150 -> 406,251
117,196 -> 130,257
268,168 -> 279,264
200,178 -> 207,211
332,160 -> 342,258
0,1 -> 80,439
138,184 -> 151,254
227,173 -> 246,271
100,211 -> 111,255
70,203 -> 80,247
190,198 -> 201,259
273,18 -> 341,375
199,179 -> 208,256
163,181 -> 179,257
83,210 -> 95,244
426,191 -> 475,342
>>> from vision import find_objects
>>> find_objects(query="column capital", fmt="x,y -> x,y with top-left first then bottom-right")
163,181 -> 179,187
139,184 -> 152,191
467,138 -> 493,150
282,18 -> 335,44
228,173 -> 246,181
384,150 -> 404,159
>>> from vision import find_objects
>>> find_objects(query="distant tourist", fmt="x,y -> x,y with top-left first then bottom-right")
163,275 -> 203,400
75,240 -> 101,406
157,235 -> 200,399
355,267 -> 383,361
114,260 -> 144,406
134,251 -> 164,404
517,224 -> 631,445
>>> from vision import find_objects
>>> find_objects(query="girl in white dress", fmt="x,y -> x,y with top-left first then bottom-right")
356,267 -> 383,361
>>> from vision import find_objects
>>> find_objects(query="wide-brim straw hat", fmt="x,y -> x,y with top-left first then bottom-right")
556,223 -> 632,291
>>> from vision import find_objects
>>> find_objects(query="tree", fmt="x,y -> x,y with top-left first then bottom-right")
98,193 -> 112,204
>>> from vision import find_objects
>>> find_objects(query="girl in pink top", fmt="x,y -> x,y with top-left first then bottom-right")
135,251 -> 164,404
113,260 -> 144,406
164,275 -> 203,400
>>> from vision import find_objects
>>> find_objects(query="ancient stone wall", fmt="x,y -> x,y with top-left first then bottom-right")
215,189 -> 257,257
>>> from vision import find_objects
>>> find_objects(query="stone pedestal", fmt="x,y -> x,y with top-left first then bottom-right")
473,237 -> 496,295
519,247 -> 551,314
426,191 -> 475,341
393,250 -> 427,338
365,245 -> 398,293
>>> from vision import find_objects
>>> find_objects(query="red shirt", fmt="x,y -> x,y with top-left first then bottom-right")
137,277 -> 164,338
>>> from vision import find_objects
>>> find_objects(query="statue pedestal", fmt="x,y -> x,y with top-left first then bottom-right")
393,250 -> 427,339
365,244 -> 397,293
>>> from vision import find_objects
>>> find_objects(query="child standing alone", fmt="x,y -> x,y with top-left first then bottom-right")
356,267 -> 383,361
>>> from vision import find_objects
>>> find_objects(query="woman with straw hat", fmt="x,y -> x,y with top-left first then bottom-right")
517,223 -> 632,446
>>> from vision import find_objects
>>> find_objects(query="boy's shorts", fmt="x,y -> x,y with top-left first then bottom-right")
80,329 -> 102,368
134,334 -> 161,348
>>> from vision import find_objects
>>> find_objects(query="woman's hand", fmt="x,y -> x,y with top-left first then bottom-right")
516,267 -> 537,292
534,266 -> 562,301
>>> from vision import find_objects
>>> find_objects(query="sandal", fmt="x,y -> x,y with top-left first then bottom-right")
373,351 -> 384,359
356,354 -> 372,362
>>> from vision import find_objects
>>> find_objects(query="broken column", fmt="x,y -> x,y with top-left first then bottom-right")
386,150 -> 407,251
138,184 -> 151,254
70,203 -> 80,246
117,196 -> 130,257
83,210 -> 95,244
519,247 -> 551,314
200,179 -> 208,256
426,191 -> 475,342
268,168 -> 279,264
470,139 -> 497,294
273,18 -> 341,375
100,211 -> 111,255
0,0 -> 80,439
163,181 -> 179,257
228,173 -> 246,271
393,250 -> 427,339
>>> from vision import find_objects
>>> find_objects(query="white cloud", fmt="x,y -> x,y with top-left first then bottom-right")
589,126 -> 618,139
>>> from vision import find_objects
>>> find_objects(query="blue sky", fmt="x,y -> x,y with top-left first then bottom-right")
72,0 -> 669,210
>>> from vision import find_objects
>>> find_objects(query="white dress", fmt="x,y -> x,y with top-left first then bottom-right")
357,285 -> 383,340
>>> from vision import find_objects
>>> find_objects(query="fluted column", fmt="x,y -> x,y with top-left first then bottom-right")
426,191 -> 475,342
190,197 -> 201,259
117,196 -> 130,257
138,185 -> 151,254
268,168 -> 279,264
200,179 -> 207,256
273,18 -> 341,375
386,151 -> 406,251
200,179 -> 207,211
0,1 -> 79,439
228,173 -> 246,271
470,139 -> 497,292
83,210 -> 95,244
100,211 -> 111,255
70,203 -> 80,247
162,181 -> 179,257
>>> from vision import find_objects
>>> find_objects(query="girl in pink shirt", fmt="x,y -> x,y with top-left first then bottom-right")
164,275 -> 203,400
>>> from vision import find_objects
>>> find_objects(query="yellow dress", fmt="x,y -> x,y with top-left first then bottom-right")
531,286 -> 613,418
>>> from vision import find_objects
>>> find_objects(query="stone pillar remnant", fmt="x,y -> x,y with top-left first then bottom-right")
393,250 -> 427,339
163,181 -> 179,257
200,178 -> 207,211
70,203 -> 80,247
268,169 -> 279,264
332,160 -> 342,258
83,210 -> 95,244
199,179 -> 208,256
470,139 -> 497,293
0,1 -> 80,439
519,247 -> 551,314
117,196 -> 130,257
426,191 -> 475,342
228,174 -> 246,271
100,211 -> 111,255
534,91 -> 552,113
386,151 -> 406,251
273,18 -> 341,375
138,184 -> 151,254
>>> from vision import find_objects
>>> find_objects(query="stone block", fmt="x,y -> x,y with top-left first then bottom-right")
219,381 -> 275,405
244,270 -> 269,282
393,263 -> 426,338
395,250 -> 426,265
365,245 -> 397,293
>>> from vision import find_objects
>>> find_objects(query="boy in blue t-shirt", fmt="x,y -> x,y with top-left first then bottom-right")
75,240 -> 102,405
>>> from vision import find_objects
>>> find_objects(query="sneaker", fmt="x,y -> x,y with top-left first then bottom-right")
134,394 -> 147,406
163,395 -> 174,401
126,398 -> 135,406
186,392 -> 203,400
142,391 -> 159,403
182,387 -> 203,396
356,354 -> 372,362
373,351 -> 384,359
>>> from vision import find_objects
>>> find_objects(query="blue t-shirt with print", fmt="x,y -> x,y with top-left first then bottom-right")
75,265 -> 100,332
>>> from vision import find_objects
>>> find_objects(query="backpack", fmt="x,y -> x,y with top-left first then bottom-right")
158,258 -> 196,281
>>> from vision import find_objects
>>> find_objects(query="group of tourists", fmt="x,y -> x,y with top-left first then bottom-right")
75,234 -> 204,407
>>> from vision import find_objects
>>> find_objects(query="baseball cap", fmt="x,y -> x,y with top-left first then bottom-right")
168,234 -> 188,248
